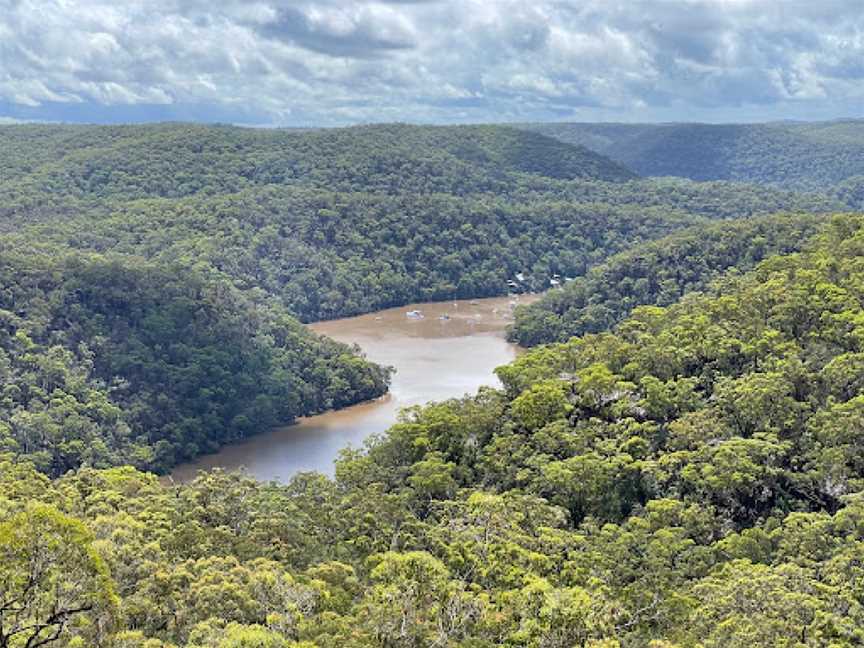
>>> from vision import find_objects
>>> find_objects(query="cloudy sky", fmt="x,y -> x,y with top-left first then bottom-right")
1,0 -> 863,126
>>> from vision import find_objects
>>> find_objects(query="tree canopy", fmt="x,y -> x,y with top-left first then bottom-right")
509,212 -> 828,346
521,119 -> 864,192
2,121 -> 864,646
3,214 -> 864,645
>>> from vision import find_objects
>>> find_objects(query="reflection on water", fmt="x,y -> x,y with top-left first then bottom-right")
170,294 -> 536,482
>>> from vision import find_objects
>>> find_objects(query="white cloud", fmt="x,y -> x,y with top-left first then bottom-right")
0,0 -> 863,124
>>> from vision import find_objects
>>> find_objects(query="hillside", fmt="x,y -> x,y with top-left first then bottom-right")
5,213 -> 864,646
0,122 -> 847,478
5,180 -> 839,321
0,245 -> 390,476
509,212 -> 828,346
0,124 -> 841,322
12,189 -> 706,321
0,123 -> 635,209
521,119 -> 864,191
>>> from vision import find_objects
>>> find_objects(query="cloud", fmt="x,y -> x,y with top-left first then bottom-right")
253,4 -> 417,58
0,116 -> 38,124
0,0 -> 863,125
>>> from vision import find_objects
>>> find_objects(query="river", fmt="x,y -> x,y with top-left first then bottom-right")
169,294 -> 536,483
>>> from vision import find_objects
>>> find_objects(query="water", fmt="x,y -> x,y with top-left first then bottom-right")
169,294 -> 536,482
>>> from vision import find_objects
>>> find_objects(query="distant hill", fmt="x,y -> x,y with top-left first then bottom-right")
0,123 -> 635,205
519,119 -> 864,191
0,122 -> 838,322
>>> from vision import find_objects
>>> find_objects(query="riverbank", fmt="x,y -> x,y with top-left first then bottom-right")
169,294 -> 538,482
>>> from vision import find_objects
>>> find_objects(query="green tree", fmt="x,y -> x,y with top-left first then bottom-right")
0,504 -> 118,647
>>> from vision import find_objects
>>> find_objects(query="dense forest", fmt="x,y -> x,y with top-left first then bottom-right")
509,212 -> 828,346
0,122 -> 852,469
0,123 -> 634,209
521,119 -> 864,192
6,214 -> 864,646
3,121 -> 864,646
0,243 -> 390,476
4,191 -> 715,321
0,123 -> 842,321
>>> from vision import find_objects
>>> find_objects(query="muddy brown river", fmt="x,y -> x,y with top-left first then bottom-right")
170,294 -> 537,482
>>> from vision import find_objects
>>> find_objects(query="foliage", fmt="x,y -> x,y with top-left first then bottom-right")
521,119 -> 864,192
4,215 -> 864,645
509,212 -> 828,346
0,503 -> 118,647
0,123 -> 840,322
0,245 -> 389,475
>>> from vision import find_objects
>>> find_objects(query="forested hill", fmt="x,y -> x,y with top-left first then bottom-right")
0,122 -> 634,207
2,181 -> 840,322
508,212 -> 828,346
520,119 -> 864,191
0,122 -> 844,481
0,244 -> 390,476
0,123 -> 842,323
7,213 -> 864,647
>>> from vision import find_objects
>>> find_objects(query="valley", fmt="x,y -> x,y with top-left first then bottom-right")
170,295 -> 537,482
2,120 -> 864,647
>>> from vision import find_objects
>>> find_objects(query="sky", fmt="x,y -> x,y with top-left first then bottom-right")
1,0 -> 863,126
